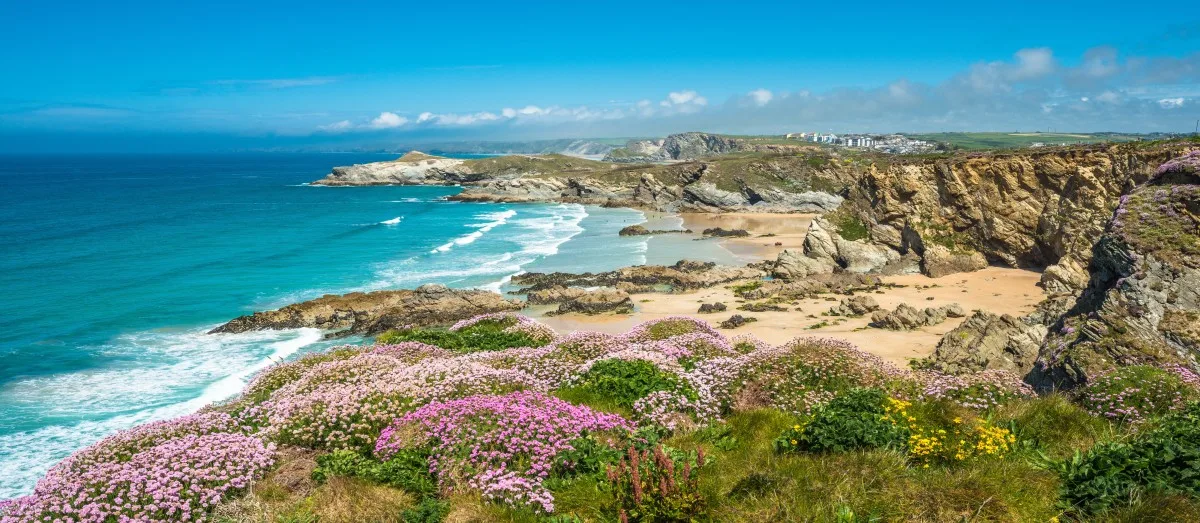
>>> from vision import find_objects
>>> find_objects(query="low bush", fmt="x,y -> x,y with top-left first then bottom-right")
376,324 -> 544,354
776,388 -> 909,454
312,449 -> 437,497
567,359 -> 698,410
1057,401 -> 1200,516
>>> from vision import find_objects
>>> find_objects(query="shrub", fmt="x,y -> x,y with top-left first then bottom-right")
376,326 -> 544,354
1077,365 -> 1200,424
1057,402 -> 1200,516
401,497 -> 450,523
312,449 -> 437,497
569,359 -> 698,410
736,338 -> 909,416
776,388 -> 908,454
606,445 -> 706,522
376,314 -> 556,354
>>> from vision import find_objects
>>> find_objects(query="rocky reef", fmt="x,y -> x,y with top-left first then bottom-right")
211,284 -> 522,336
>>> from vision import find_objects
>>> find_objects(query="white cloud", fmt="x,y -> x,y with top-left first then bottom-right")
1012,47 -> 1056,79
317,120 -> 352,132
369,112 -> 408,129
748,89 -> 773,107
309,47 -> 1200,136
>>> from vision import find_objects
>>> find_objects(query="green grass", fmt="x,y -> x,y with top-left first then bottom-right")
905,132 -> 1147,151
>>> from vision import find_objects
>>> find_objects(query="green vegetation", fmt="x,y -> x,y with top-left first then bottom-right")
376,318 -> 548,354
1056,402 -> 1200,516
775,388 -> 907,453
826,207 -> 870,241
906,132 -> 1146,151
462,153 -> 614,175
562,359 -> 697,410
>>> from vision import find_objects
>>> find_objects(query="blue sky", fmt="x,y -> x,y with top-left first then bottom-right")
1,1 -> 1198,151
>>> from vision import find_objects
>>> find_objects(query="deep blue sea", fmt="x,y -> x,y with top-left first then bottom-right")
0,153 -> 737,498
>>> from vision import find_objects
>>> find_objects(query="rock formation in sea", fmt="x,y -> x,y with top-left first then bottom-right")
211,284 -> 522,336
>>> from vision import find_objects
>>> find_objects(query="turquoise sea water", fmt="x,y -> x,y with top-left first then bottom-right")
0,153 -> 754,499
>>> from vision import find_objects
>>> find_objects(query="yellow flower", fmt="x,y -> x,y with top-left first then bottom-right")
790,439 -> 798,445
793,425 -> 801,430
953,417 -> 962,424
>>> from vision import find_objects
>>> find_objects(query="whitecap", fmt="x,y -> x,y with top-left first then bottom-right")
380,216 -> 404,225
0,327 -> 323,498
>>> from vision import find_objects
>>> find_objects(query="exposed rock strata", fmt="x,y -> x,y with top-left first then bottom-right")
546,289 -> 633,316
928,312 -> 1046,375
511,260 -> 765,294
870,303 -> 965,330
212,284 -> 522,336
1029,151 -> 1200,389
827,296 -> 881,317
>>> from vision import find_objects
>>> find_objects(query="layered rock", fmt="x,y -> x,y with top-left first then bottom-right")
827,296 -> 881,317
313,153 -> 470,186
1030,151 -> 1200,389
618,225 -> 690,236
547,289 -> 633,316
511,260 -> 765,294
870,303 -> 965,330
927,312 -> 1046,375
212,284 -> 522,336
603,132 -> 742,163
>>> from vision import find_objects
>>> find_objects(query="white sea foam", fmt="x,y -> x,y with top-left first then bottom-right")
0,327 -> 323,499
431,209 -> 516,253
380,216 -> 404,225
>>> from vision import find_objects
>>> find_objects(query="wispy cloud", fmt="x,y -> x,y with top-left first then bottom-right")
209,76 -> 340,89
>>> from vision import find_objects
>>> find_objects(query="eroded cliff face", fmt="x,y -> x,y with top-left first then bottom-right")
843,144 -> 1194,292
1027,152 -> 1200,389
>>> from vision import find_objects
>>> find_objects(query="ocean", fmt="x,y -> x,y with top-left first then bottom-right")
0,153 -> 739,498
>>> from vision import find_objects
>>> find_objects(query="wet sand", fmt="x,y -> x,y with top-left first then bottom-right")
532,212 -> 1046,366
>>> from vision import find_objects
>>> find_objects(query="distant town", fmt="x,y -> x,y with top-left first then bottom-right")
785,132 -> 939,154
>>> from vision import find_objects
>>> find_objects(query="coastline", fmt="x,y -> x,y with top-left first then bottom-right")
531,210 -> 1046,366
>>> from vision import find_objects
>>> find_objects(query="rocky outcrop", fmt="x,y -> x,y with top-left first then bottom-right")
701,228 -> 750,238
927,312 -> 1046,375
212,284 -> 522,336
547,289 -> 633,316
511,260 -> 765,294
772,218 -> 902,278
827,296 -> 881,317
697,302 -> 727,314
849,143 -> 1193,289
870,303 -> 965,330
618,225 -> 690,236
920,245 -> 989,279
736,273 -> 883,300
604,132 -> 742,163
1030,151 -> 1200,389
720,314 -> 757,329
525,286 -> 586,305
313,153 -> 471,186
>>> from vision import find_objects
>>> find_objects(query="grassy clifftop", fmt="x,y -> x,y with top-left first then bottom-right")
8,313 -> 1200,522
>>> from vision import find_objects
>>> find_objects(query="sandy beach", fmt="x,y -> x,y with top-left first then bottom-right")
534,211 -> 1046,366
